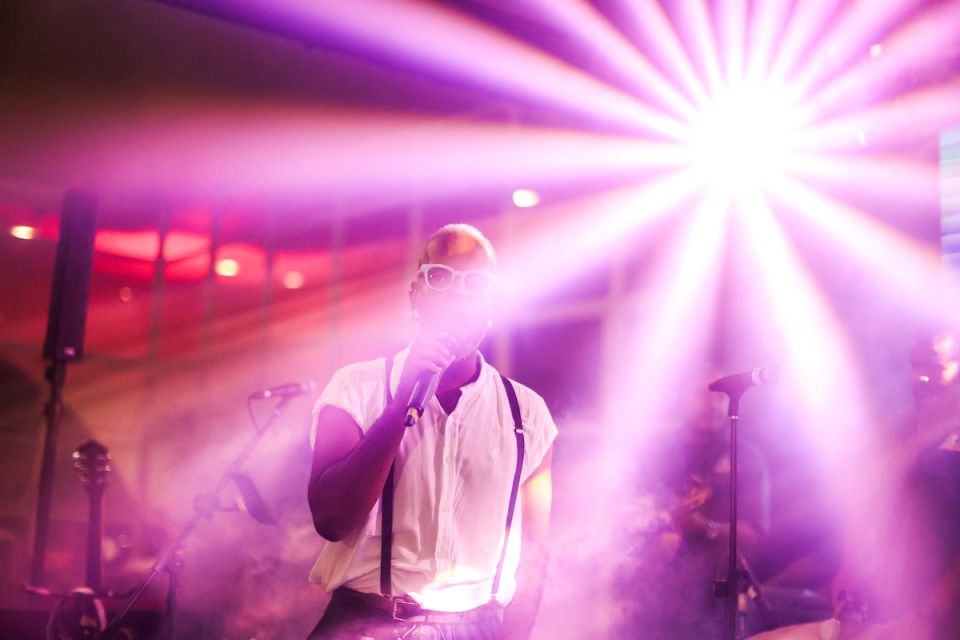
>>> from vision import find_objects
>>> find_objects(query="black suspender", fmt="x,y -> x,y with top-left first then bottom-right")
380,356 -> 395,596
492,373 -> 526,599
378,356 -> 526,601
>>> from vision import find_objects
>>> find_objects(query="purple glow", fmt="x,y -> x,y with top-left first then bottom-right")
522,0 -> 701,122
2,0 -> 958,636
784,0 -> 920,106
765,1 -> 842,90
242,0 -> 691,138
613,0 -> 711,108
602,188 -> 730,455
496,169 -> 705,314
767,173 -> 959,320
797,2 -> 960,126
742,0 -> 792,86
715,0 -> 747,86
0,105 -> 697,203
671,0 -> 726,95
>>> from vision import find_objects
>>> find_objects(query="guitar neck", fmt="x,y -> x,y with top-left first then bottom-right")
85,486 -> 104,593
73,439 -> 110,594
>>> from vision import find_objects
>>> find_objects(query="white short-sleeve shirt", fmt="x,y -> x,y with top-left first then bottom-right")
309,347 -> 558,612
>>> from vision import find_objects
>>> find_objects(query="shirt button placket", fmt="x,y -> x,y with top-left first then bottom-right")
438,420 -> 457,562
435,415 -> 451,565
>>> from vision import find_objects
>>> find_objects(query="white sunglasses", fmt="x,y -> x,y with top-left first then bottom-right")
418,264 -> 496,295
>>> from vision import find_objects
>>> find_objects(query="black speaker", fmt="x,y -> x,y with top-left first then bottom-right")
43,189 -> 98,362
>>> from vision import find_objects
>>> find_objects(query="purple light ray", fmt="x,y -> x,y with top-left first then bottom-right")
510,1 -> 702,124
496,169 -> 707,315
782,153 -> 938,214
612,0 -> 711,110
743,0 -> 794,86
218,0 -> 691,138
597,188 -> 730,490
670,0 -> 727,96
783,0 -> 921,107
0,102 -> 697,202
765,172 -> 960,324
715,0 -> 748,86
764,0 -> 843,93
792,79 -> 960,155
795,1 -> 960,127
736,189 -> 874,496
737,187 -> 956,609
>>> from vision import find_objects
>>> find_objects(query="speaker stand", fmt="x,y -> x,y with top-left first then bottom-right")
29,359 -> 68,586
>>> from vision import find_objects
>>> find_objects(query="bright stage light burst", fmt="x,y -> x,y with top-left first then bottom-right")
688,85 -> 800,193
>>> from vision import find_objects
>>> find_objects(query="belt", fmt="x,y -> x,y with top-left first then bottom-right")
331,587 -> 499,624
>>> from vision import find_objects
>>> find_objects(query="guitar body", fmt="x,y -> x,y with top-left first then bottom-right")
44,587 -> 107,640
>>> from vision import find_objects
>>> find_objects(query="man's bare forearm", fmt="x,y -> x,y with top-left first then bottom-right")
308,401 -> 407,540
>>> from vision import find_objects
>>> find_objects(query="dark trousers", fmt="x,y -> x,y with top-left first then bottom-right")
308,588 -> 502,640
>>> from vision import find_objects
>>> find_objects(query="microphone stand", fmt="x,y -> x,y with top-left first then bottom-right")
101,396 -> 291,639
712,389 -> 771,640
720,392 -> 742,640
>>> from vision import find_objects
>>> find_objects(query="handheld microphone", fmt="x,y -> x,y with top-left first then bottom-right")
707,366 -> 778,395
248,380 -> 317,400
404,371 -> 440,427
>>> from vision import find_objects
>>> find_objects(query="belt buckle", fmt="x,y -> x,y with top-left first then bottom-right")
390,597 -> 425,622
389,596 -> 409,621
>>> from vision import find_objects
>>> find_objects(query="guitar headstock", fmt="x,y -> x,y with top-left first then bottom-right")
72,439 -> 111,493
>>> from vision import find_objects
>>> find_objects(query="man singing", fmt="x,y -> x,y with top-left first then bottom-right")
307,224 -> 557,639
